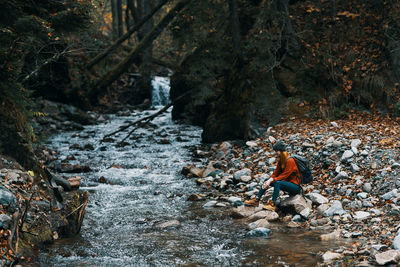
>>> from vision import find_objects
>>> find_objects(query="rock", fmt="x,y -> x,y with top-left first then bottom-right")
268,136 -> 276,143
351,146 -> 359,155
322,251 -> 342,262
249,210 -> 279,222
203,201 -> 218,208
228,196 -> 243,206
357,192 -> 368,199
248,218 -> 270,230
202,166 -> 216,178
187,194 -> 205,201
382,189 -> 398,200
392,162 -> 400,169
302,142 -> 315,148
362,183 -> 372,193
291,215 -> 302,222
247,227 -> 271,238
98,176 -> 109,184
323,200 -> 346,217
392,235 -> 400,250
0,189 -> 17,209
375,250 -> 400,265
317,204 -> 330,215
231,206 -> 257,219
67,176 -> 81,189
326,137 -> 335,144
0,214 -> 12,230
353,211 -> 370,221
351,163 -> 360,172
320,230 -> 341,241
155,220 -> 180,229
341,150 -> 354,160
246,141 -> 258,147
335,171 -> 349,180
331,122 -> 339,127
233,169 -> 251,182
83,144 -> 94,150
361,150 -> 369,156
306,192 -> 328,205
287,221 -> 301,228
241,176 -> 252,183
279,194 -> 312,214
351,139 -> 362,148
300,207 -> 311,219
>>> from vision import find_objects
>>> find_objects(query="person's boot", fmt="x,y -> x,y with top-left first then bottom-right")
244,198 -> 259,206
263,200 -> 275,211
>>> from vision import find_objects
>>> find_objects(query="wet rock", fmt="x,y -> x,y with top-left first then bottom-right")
187,194 -> 205,201
320,230 -> 341,241
0,214 -> 12,230
98,176 -> 109,184
202,166 -> 216,178
231,206 -> 257,219
310,217 -> 330,226
83,144 -> 94,150
53,176 -> 72,191
228,196 -> 243,207
322,251 -> 342,262
181,164 -> 203,178
248,219 -> 270,230
375,250 -> 400,265
323,200 -> 346,217
287,221 -> 301,228
67,177 -> 81,189
306,192 -> 328,205
279,194 -> 312,214
353,211 -> 370,221
155,220 -> 180,229
203,201 -> 218,208
233,168 -> 251,183
247,227 -> 271,238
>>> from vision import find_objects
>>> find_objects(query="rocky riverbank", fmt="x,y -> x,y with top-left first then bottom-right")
183,113 -> 400,266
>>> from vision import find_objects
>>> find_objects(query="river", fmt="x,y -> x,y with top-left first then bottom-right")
38,78 -> 345,266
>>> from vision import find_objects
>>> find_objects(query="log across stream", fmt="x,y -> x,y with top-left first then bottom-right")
36,106 -> 347,266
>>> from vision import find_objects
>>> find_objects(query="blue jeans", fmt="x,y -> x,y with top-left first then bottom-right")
257,180 -> 301,204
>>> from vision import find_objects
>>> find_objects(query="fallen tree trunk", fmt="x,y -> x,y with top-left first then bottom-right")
87,0 -> 169,70
89,0 -> 191,104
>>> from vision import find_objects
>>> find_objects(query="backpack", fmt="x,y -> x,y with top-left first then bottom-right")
289,155 -> 313,184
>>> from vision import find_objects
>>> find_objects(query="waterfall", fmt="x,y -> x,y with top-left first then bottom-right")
151,76 -> 170,107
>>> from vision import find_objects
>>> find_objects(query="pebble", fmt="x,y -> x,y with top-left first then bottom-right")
351,139 -> 362,148
203,201 -> 218,208
362,183 -> 372,193
353,211 -> 370,221
382,189 -> 398,200
341,150 -> 354,160
335,171 -> 349,180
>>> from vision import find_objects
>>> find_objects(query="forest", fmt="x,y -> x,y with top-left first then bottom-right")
0,0 -> 399,266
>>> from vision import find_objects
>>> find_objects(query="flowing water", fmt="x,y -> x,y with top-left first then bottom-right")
38,78 -> 346,266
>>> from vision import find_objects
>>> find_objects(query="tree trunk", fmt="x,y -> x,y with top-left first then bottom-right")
228,0 -> 243,67
89,0 -> 191,103
141,0 -> 153,104
117,0 -> 123,36
87,0 -> 169,70
276,0 -> 299,52
111,0 -> 118,38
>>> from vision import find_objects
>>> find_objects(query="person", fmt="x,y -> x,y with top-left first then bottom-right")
244,140 -> 302,211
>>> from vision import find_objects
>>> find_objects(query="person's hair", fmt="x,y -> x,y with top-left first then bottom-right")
280,151 -> 290,170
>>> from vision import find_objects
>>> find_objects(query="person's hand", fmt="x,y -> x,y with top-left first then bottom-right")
262,178 -> 274,189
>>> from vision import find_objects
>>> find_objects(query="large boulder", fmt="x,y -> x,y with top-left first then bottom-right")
279,194 -> 312,214
375,250 -> 400,265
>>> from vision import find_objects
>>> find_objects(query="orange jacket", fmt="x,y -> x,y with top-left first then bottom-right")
271,157 -> 301,186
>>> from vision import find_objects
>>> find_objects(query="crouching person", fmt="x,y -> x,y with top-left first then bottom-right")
244,140 -> 302,211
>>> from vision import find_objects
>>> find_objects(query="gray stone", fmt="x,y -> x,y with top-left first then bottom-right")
247,227 -> 271,238
363,183 -> 372,193
306,192 -> 328,205
335,171 -> 349,180
0,214 -> 12,230
203,201 -> 218,208
375,250 -> 400,265
227,196 -> 243,206
249,210 -> 279,222
351,139 -> 362,148
292,214 -> 302,222
0,189 -> 16,208
246,141 -> 258,147
320,230 -> 341,241
241,176 -> 252,183
233,168 -> 251,182
392,235 -> 400,250
322,251 -> 342,262
279,194 -> 312,214
326,137 -> 335,144
268,157 -> 276,165
341,150 -> 354,160
248,219 -> 270,230
231,206 -> 257,219
357,192 -> 368,199
300,207 -> 311,219
317,204 -> 330,215
331,121 -> 339,127
324,200 -> 346,217
353,211 -> 370,221
351,163 -> 360,172
361,150 -> 369,156
392,162 -> 400,169
351,146 -> 359,155
382,189 -> 398,200
155,220 -> 180,229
